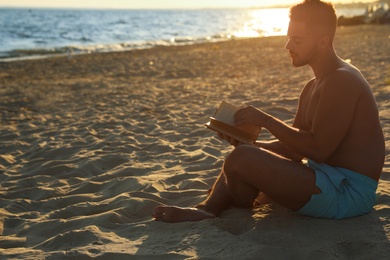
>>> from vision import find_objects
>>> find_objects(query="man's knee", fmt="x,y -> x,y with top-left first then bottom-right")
224,145 -> 276,174
224,145 -> 248,171
224,145 -> 263,174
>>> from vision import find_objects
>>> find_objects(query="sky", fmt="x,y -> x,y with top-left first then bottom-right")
0,0 -> 377,9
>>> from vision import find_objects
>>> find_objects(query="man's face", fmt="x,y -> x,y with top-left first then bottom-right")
285,21 -> 319,67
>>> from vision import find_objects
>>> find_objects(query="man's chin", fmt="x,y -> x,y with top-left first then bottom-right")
291,60 -> 306,67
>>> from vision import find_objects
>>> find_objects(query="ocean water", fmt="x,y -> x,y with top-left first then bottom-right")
0,7 -> 365,61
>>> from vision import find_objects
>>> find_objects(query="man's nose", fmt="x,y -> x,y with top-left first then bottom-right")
285,39 -> 292,51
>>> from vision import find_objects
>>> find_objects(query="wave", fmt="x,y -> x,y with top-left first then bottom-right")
0,33 -> 250,62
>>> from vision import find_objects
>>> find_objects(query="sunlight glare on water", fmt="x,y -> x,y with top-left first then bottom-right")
233,8 -> 290,38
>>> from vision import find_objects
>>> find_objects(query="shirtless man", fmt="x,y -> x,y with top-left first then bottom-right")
153,0 -> 385,222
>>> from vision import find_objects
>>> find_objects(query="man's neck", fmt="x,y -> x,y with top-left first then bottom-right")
310,47 -> 342,80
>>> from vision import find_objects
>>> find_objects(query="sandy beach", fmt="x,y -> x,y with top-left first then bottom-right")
0,24 -> 389,259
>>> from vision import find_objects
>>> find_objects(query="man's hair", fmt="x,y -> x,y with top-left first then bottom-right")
289,0 -> 337,41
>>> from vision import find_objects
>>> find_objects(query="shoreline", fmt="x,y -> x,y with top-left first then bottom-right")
0,36 -> 238,63
0,23 -> 387,64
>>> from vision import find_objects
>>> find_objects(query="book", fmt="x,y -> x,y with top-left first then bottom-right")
205,101 -> 261,144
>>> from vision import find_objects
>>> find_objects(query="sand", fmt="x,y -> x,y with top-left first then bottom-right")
0,24 -> 389,259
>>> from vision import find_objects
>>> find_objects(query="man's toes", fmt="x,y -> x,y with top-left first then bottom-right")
153,206 -> 165,220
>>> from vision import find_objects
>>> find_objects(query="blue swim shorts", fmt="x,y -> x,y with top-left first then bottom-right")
298,160 -> 378,219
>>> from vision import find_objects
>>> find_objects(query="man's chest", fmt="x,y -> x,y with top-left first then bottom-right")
299,83 -> 322,129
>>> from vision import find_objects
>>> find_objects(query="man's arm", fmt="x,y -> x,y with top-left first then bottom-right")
254,140 -> 304,162
235,70 -> 362,163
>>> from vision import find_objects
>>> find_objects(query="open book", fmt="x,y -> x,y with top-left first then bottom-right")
205,101 -> 261,144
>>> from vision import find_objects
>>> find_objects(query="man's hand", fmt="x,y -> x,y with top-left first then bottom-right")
234,106 -> 270,128
216,132 -> 243,147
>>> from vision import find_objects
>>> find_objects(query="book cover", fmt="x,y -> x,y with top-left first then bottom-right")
205,101 -> 261,144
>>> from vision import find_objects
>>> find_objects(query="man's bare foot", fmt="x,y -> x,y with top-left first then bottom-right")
153,206 -> 216,223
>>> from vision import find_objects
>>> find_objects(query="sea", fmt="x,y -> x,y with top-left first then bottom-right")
0,6 -> 366,62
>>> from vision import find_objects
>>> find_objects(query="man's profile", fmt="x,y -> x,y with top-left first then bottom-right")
153,0 -> 385,223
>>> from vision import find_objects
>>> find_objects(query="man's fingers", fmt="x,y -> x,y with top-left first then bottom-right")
215,131 -> 241,147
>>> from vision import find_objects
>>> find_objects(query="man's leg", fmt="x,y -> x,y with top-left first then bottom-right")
153,144 -> 320,222
224,145 -> 320,211
153,170 -> 232,222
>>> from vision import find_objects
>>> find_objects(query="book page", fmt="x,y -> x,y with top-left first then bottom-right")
212,101 -> 239,125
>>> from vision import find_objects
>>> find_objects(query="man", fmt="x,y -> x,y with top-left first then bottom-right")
153,0 -> 385,222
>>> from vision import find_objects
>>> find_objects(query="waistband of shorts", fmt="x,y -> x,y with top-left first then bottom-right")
307,159 -> 378,190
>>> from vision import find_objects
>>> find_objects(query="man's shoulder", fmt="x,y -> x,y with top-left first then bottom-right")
330,62 -> 366,82
325,63 -> 369,90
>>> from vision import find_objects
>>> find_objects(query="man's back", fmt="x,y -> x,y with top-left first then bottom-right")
295,61 -> 385,180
